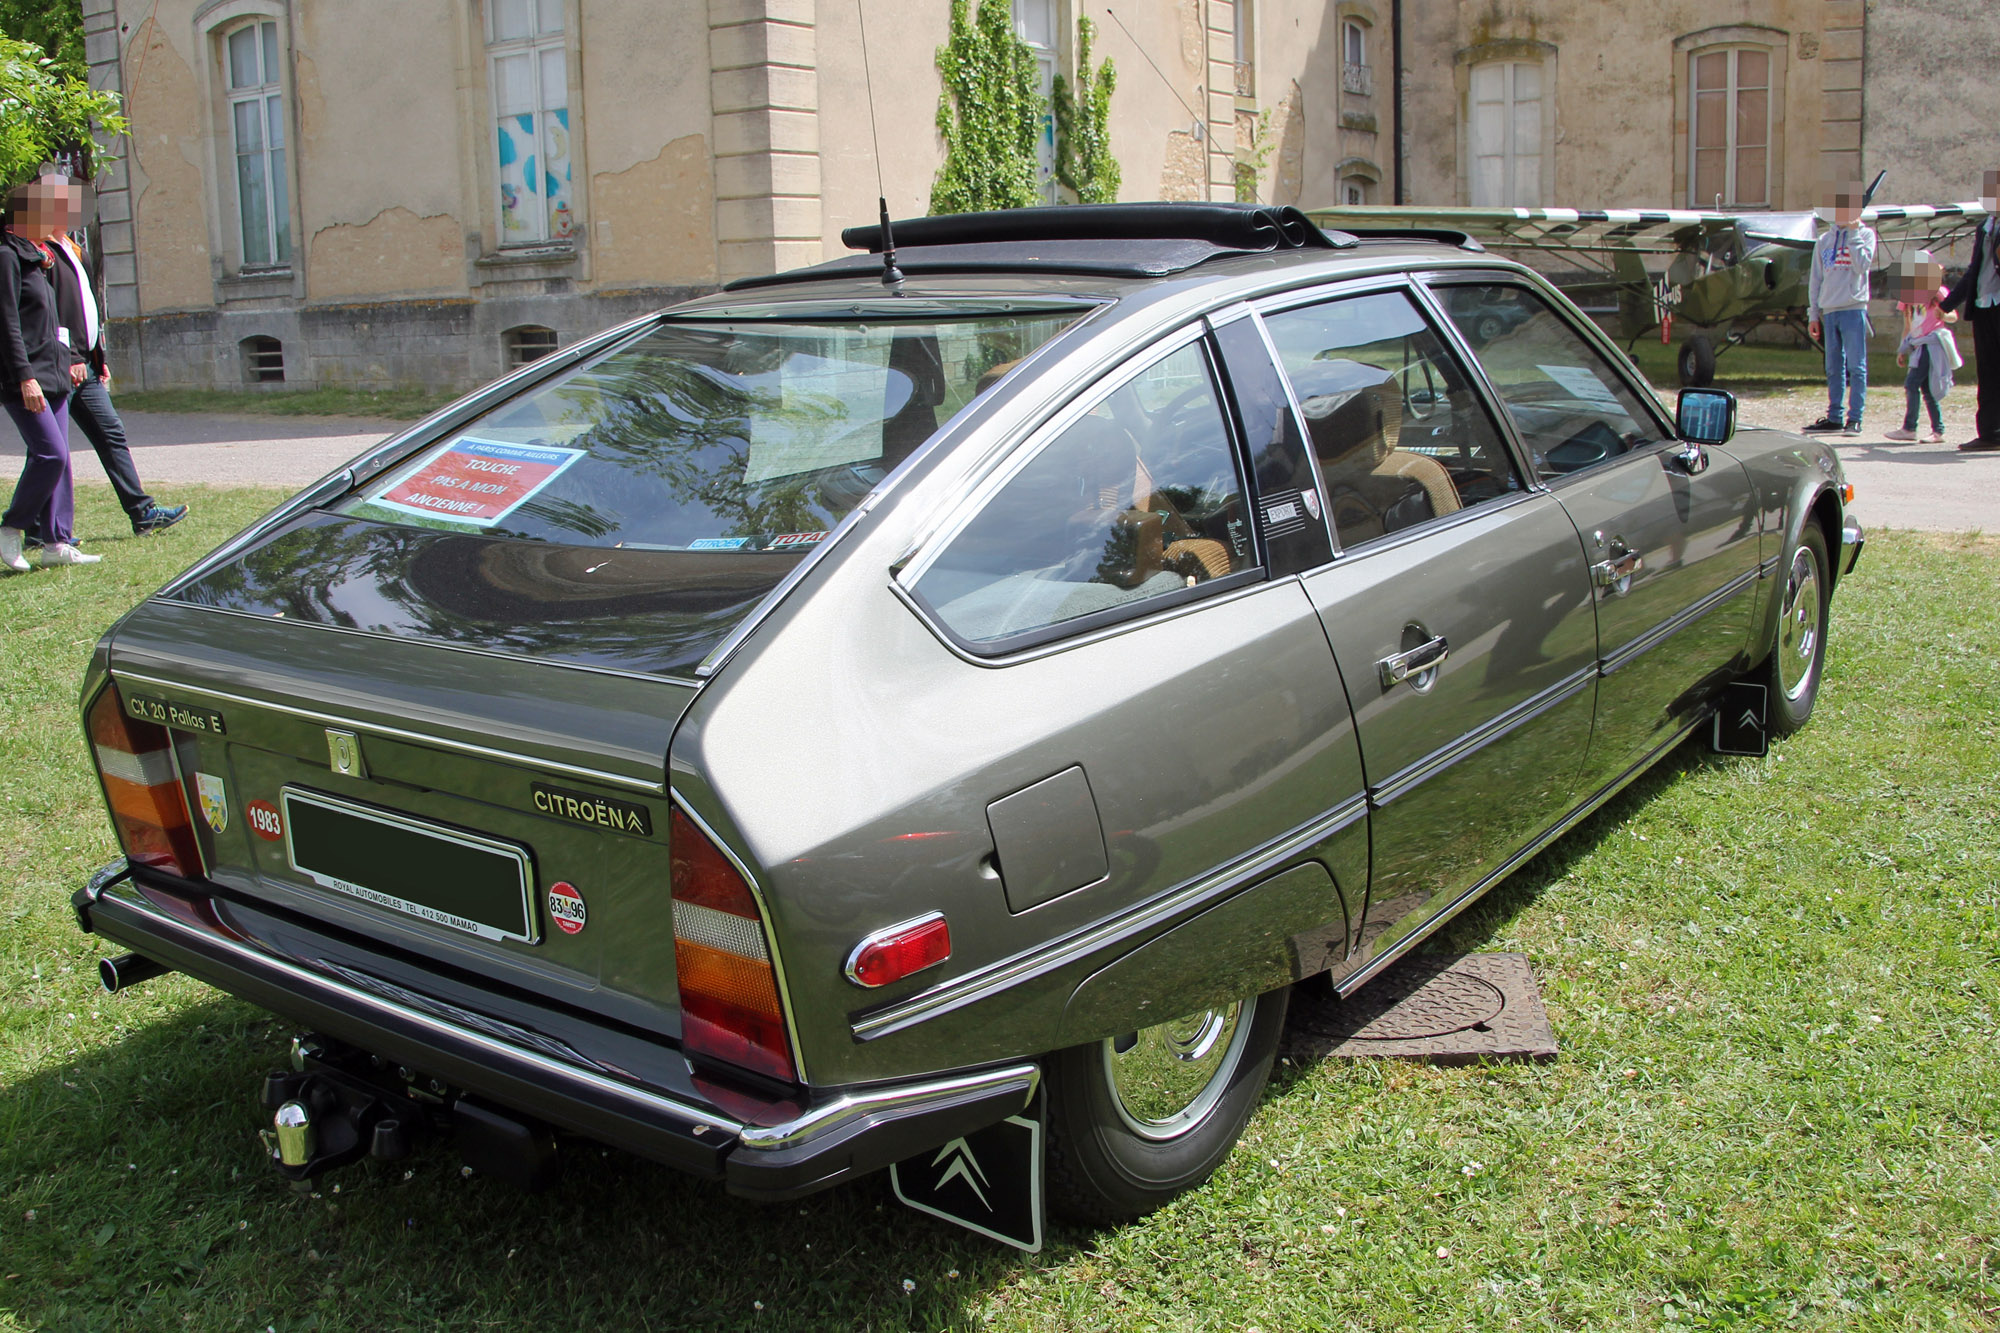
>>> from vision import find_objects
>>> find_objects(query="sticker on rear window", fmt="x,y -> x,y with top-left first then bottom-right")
369,437 -> 586,528
196,773 -> 228,833
547,881 -> 587,935
687,537 -> 752,551
769,530 -> 827,549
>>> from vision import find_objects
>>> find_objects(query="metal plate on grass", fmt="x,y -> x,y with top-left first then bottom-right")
1286,953 -> 1556,1065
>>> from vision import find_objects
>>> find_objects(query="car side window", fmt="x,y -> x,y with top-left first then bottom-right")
912,340 -> 1255,650
1261,291 -> 1522,550
1433,283 -> 1668,479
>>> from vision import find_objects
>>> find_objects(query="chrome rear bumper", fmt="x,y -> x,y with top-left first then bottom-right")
75,861 -> 1037,1200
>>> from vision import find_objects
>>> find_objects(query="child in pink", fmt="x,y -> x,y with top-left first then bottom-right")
1888,253 -> 1960,443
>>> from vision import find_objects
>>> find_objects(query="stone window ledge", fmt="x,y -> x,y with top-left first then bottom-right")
476,246 -> 581,282
217,269 -> 295,302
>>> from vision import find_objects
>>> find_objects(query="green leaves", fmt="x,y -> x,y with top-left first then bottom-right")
0,33 -> 128,189
1053,18 -> 1119,205
928,0 -> 1043,214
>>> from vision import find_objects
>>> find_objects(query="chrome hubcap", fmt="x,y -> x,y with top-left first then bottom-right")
1778,545 -> 1822,701
1104,1000 -> 1250,1140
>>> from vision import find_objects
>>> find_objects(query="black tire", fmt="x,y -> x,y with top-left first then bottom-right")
1043,985 -> 1290,1225
1764,522 -> 1831,735
1678,333 -> 1716,387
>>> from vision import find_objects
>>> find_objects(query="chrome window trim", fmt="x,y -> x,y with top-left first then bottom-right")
894,323 -> 1267,660
668,791 -> 811,1085
850,793 -> 1369,1042
111,670 -> 666,796
148,600 -> 704,691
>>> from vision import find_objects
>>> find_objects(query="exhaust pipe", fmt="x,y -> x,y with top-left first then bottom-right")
100,952 -> 172,994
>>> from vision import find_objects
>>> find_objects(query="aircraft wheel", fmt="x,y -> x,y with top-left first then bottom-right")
1678,333 -> 1716,387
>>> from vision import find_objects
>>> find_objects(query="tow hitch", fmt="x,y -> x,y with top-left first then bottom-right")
260,1035 -> 560,1191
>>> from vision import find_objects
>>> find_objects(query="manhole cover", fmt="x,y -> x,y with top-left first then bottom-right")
1342,969 -> 1506,1040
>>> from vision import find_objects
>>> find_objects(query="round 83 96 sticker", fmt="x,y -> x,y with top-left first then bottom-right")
546,881 -> 587,935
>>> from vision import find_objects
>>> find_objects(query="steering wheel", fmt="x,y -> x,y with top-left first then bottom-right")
1398,359 -> 1441,422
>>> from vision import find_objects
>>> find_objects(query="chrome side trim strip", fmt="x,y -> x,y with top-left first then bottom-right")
736,1063 -> 1041,1151
111,671 -> 665,796
149,600 -> 703,690
1336,714 -> 1705,998
1758,553 -> 1782,579
94,881 -> 748,1136
851,794 -> 1369,1041
1370,664 -> 1597,808
1599,564 -> 1761,676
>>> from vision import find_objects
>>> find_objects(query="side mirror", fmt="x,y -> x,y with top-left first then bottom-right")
1675,387 -> 1736,446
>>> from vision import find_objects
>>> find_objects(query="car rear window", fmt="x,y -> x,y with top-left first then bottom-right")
336,311 -> 1085,552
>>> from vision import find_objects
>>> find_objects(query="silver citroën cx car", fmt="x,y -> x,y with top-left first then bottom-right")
74,205 -> 1860,1249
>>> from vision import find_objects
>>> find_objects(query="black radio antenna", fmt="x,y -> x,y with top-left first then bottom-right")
855,0 -> 904,293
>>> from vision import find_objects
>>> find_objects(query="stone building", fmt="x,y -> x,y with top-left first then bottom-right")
78,0 -> 1384,391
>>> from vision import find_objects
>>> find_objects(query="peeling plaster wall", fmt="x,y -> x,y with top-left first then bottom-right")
1241,0 -> 1366,209
306,207 -> 464,301
1863,2 -> 2000,208
1088,0 -> 1215,204
590,136 -> 716,288
122,16 -> 212,313
581,0 -> 716,286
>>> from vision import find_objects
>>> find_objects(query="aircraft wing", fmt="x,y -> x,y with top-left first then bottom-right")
1310,205 -> 1733,255
1862,202 -> 1989,251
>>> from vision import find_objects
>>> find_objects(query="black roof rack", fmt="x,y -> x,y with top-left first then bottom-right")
722,203 -> 1360,291
842,203 -> 1355,254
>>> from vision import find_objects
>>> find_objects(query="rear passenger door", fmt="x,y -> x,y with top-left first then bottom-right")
1431,282 -> 1763,794
1255,286 -> 1601,978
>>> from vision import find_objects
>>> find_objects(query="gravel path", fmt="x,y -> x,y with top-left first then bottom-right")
5,388 -> 1993,533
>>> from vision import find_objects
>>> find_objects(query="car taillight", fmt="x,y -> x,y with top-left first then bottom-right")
86,687 -> 201,878
670,808 -> 795,1083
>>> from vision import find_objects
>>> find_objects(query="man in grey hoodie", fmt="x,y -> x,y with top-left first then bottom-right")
1804,181 -> 1878,435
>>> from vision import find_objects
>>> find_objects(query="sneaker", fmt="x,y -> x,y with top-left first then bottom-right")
1925,431 -> 1947,444
1801,416 -> 1844,432
0,526 -> 25,573
1842,421 -> 1863,435
1883,427 -> 1917,441
37,542 -> 103,566
132,503 -> 189,535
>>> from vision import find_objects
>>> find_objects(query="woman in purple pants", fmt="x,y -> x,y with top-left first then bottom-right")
2,172 -> 98,571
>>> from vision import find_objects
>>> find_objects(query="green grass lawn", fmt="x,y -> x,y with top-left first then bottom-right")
114,386 -> 461,421
2,491 -> 1995,1331
1622,339 -> 1948,393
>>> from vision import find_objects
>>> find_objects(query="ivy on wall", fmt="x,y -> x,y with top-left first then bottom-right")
1053,17 -> 1118,204
930,0 -> 1042,214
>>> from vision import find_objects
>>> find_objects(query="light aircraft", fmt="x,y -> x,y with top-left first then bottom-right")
1312,179 -> 1988,385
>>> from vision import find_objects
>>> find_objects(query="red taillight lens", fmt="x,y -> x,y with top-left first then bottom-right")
87,687 -> 201,878
670,809 -> 795,1083
846,914 -> 951,988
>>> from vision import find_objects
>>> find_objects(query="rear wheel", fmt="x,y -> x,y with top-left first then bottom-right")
1678,333 -> 1716,386
1044,986 -> 1289,1225
1764,523 -> 1830,735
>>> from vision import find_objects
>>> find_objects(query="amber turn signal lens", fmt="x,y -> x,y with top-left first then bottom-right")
669,808 -> 796,1083
86,687 -> 201,878
846,913 -> 951,988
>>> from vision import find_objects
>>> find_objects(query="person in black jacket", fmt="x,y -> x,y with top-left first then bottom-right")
1,171 -> 98,570
1939,169 -> 2000,453
40,180 -> 186,539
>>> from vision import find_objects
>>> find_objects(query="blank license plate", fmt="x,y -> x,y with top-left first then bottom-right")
282,789 -> 537,944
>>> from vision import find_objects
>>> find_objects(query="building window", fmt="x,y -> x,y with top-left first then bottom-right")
224,20 -> 289,268
1343,178 -> 1368,206
242,335 -> 285,383
488,0 -> 574,246
1235,0 -> 1254,97
504,325 -> 559,367
1342,20 -> 1371,96
1468,60 -> 1542,207
1691,46 -> 1769,208
1014,0 -> 1058,203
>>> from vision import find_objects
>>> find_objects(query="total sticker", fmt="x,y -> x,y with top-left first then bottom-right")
246,799 -> 285,841
547,881 -> 587,935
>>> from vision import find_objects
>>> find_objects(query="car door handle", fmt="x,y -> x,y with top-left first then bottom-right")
1377,634 -> 1449,689
1592,545 -> 1643,590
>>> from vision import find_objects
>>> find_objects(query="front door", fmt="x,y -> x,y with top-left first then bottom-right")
1431,281 -> 1763,793
1257,288 -> 1600,973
